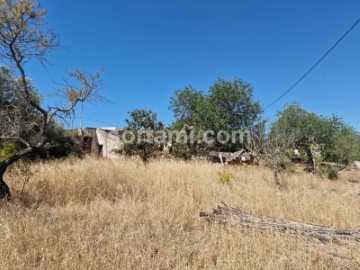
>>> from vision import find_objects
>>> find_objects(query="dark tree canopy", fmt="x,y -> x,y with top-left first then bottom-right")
169,78 -> 262,153
121,109 -> 165,163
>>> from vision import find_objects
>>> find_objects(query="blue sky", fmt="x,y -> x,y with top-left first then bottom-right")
26,0 -> 360,130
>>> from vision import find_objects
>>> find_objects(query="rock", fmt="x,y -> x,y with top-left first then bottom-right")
352,161 -> 360,170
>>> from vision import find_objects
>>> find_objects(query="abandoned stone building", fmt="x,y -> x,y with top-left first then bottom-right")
77,128 -> 123,159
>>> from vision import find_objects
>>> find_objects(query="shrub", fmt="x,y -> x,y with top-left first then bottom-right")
217,170 -> 234,185
316,165 -> 338,180
0,142 -> 19,159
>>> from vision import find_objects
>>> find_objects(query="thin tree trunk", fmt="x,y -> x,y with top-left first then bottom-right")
0,165 -> 11,200
273,163 -> 280,185
142,147 -> 149,164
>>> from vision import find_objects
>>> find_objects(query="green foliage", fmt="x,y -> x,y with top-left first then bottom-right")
126,109 -> 163,131
0,66 -> 80,160
169,78 -> 262,156
170,142 -> 194,160
217,170 -> 234,185
316,165 -> 338,180
272,103 -> 360,165
209,79 -> 262,132
0,66 -> 42,109
43,124 -> 83,159
273,103 -> 342,150
169,125 -> 209,160
0,0 -> 103,200
170,87 -> 209,128
0,66 -> 43,154
329,126 -> 360,164
0,142 -> 18,159
122,109 -> 164,163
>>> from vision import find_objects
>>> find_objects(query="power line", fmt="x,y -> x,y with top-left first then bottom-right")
73,117 -> 117,127
83,117 -> 118,127
264,17 -> 360,109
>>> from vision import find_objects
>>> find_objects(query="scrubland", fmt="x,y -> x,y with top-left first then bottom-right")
0,158 -> 359,269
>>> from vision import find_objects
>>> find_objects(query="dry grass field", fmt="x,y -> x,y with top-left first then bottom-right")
0,158 -> 359,269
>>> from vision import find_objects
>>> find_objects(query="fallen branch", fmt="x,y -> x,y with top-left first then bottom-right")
200,204 -> 360,244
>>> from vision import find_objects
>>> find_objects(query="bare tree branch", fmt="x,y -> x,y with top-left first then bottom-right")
0,0 -> 104,199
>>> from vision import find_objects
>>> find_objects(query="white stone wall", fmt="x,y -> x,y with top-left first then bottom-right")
96,128 -> 123,159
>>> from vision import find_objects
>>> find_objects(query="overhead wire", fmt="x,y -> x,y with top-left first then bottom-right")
264,17 -> 360,109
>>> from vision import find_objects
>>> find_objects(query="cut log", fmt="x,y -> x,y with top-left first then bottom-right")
200,204 -> 360,244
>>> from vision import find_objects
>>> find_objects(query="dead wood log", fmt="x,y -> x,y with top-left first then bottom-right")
200,204 -> 360,244
209,151 -> 244,164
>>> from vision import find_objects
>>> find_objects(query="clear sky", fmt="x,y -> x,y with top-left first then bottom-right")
26,0 -> 360,130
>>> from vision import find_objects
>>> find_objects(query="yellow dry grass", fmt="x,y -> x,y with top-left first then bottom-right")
0,157 -> 359,269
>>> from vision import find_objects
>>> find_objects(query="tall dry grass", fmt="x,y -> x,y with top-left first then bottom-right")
0,157 -> 359,269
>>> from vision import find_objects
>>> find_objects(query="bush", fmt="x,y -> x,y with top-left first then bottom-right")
46,128 -> 83,159
0,142 -> 19,159
316,165 -> 338,180
28,127 -> 83,160
217,170 -> 234,185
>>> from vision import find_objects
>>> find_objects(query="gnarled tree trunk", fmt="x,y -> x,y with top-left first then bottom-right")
0,146 -> 37,200
0,165 -> 11,200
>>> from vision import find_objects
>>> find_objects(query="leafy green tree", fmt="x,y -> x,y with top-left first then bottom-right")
0,67 -> 82,161
330,126 -> 360,164
121,110 -> 165,163
170,87 -> 210,128
169,78 -> 262,156
272,103 -> 342,152
0,0 -> 103,200
272,103 -> 360,168
209,79 -> 262,132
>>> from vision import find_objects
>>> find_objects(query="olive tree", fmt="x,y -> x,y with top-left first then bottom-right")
249,120 -> 299,185
121,109 -> 165,164
0,0 -> 103,200
261,124 -> 300,185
